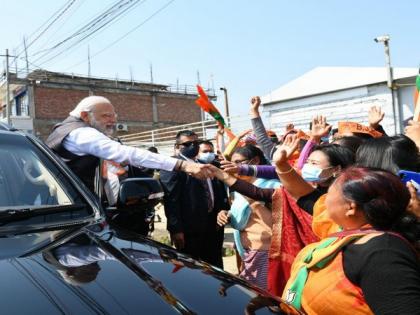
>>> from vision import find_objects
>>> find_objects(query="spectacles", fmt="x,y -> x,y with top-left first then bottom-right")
100,113 -> 118,119
88,110 -> 118,119
233,159 -> 253,165
178,140 -> 199,147
305,160 -> 333,170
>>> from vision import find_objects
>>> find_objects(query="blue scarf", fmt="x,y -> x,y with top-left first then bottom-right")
230,178 -> 281,257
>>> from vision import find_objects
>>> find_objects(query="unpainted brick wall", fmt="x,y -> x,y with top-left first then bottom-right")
33,86 -> 202,138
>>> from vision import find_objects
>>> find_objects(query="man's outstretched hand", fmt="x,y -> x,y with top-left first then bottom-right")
181,161 -> 215,179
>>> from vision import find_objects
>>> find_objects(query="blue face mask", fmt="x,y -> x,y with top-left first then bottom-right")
321,136 -> 330,143
198,152 -> 216,163
301,164 -> 324,182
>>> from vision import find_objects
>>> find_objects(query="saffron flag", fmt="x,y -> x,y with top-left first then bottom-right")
414,72 -> 420,122
195,85 -> 236,140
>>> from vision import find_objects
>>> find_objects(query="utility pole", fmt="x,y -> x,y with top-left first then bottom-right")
87,45 -> 91,78
13,49 -> 18,76
150,63 -> 154,83
374,35 -> 401,134
129,65 -> 134,87
4,49 -> 11,125
196,70 -> 201,85
196,70 -> 206,137
210,73 -> 215,92
23,36 -> 29,75
87,45 -> 93,95
220,86 -> 230,127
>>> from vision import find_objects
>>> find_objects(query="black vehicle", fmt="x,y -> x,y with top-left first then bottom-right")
0,123 -> 300,315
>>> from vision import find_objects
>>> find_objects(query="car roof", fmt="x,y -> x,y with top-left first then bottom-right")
0,122 -> 18,131
0,123 -> 29,138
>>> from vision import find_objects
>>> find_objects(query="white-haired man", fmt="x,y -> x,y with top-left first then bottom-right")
46,96 -> 211,192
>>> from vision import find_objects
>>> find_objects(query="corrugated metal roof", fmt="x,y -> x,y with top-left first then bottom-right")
261,67 -> 418,105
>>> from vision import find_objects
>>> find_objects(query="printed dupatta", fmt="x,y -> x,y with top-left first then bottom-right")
229,178 -> 281,257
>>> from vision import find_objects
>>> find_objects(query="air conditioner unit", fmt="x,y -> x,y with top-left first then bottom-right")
116,123 -> 128,131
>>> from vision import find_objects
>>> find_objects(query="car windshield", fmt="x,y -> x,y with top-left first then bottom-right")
0,134 -> 80,210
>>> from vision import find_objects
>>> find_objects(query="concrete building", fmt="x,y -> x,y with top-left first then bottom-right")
261,67 -> 418,136
0,70 -> 211,139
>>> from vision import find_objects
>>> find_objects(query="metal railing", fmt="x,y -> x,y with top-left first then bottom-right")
27,70 -> 216,97
119,113 -> 271,154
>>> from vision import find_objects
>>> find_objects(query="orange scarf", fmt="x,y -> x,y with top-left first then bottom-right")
282,230 -> 378,314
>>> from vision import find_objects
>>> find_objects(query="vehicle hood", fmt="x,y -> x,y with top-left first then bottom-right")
0,226 -> 298,314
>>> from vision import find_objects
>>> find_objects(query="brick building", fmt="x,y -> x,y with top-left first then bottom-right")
1,70 -> 211,140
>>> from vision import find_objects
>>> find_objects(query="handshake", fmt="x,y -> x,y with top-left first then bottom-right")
181,160 -> 239,181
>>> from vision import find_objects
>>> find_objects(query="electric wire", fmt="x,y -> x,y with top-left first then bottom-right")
7,0 -> 175,78
31,0 -> 128,57
35,0 -> 146,69
31,0 -> 87,55
12,0 -> 75,54
30,0 -> 139,67
62,0 -> 175,72
12,0 -> 77,62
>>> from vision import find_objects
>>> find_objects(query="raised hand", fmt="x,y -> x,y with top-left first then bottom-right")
238,129 -> 252,139
217,122 -> 225,135
311,115 -> 331,141
250,96 -> 261,118
285,123 -> 295,132
250,96 -> 261,111
220,160 -> 240,174
406,182 -> 420,218
272,134 -> 300,166
404,120 -> 420,149
207,164 -> 237,186
368,105 -> 385,129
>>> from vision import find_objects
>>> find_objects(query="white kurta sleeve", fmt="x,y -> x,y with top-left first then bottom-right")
63,127 -> 177,171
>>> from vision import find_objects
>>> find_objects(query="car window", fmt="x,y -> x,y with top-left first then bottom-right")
0,135 -> 82,209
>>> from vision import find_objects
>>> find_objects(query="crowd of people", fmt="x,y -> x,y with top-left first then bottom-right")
47,95 -> 420,314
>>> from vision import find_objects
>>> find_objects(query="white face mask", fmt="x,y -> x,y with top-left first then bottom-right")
198,152 -> 216,163
301,164 -> 333,183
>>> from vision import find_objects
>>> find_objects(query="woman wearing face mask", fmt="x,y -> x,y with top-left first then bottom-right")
216,144 -> 280,289
222,137 -> 355,217
213,137 -> 354,293
296,144 -> 354,210
271,137 -> 356,240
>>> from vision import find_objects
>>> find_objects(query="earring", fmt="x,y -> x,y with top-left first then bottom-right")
345,207 -> 355,217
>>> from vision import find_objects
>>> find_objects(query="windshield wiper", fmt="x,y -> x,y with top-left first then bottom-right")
0,204 -> 87,225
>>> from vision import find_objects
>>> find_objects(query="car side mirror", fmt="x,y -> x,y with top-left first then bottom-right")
117,178 -> 164,210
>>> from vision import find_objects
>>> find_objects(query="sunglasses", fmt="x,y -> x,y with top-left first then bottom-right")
178,140 -> 199,147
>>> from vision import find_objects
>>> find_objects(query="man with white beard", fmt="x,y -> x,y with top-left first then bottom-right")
46,96 -> 212,192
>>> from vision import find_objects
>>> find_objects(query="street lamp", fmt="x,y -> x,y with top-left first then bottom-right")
219,87 -> 230,127
374,35 -> 392,88
374,34 -> 400,134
